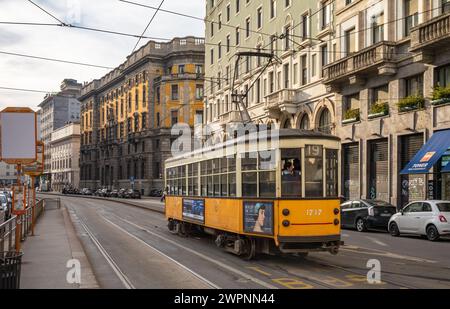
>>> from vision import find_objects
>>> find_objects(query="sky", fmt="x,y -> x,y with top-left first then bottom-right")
0,0 -> 205,110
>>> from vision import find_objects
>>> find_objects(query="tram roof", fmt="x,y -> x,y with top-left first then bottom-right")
166,129 -> 340,163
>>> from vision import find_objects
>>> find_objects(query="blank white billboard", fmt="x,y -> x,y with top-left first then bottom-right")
0,111 -> 37,161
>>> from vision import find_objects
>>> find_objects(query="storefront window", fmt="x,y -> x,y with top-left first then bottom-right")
441,150 -> 450,200
305,145 -> 324,197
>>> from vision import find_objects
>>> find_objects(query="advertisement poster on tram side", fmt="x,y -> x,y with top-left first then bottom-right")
244,201 -> 274,235
182,199 -> 205,223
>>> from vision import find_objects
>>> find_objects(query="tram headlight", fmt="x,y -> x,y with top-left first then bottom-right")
334,219 -> 340,226
334,208 -> 340,215
282,220 -> 290,227
282,209 -> 290,216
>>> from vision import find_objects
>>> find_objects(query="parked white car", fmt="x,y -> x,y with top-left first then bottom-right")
389,201 -> 450,241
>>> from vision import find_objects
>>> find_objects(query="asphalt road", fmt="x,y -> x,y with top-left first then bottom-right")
40,194 -> 450,289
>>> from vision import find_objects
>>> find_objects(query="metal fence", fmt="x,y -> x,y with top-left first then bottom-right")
0,199 -> 48,252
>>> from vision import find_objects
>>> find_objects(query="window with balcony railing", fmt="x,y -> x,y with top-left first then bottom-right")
404,0 -> 419,36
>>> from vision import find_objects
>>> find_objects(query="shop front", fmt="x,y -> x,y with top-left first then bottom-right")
401,129 -> 450,204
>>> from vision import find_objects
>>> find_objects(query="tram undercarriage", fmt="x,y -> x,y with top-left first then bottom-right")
168,219 -> 341,260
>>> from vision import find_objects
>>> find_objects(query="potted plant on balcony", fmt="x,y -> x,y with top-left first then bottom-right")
342,108 -> 360,124
431,86 -> 450,106
368,101 -> 389,119
397,94 -> 425,112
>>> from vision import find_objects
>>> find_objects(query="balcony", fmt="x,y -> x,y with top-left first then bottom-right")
219,110 -> 242,124
264,89 -> 297,118
410,12 -> 450,62
323,41 -> 398,91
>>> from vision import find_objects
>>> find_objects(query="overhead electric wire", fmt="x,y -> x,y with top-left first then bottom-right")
26,0 -> 68,25
131,0 -> 166,53
0,50 -> 114,69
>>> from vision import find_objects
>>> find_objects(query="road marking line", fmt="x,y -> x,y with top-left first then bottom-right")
341,247 -> 437,264
74,212 -> 135,289
110,214 -> 279,289
102,216 -> 220,289
365,236 -> 389,247
246,267 -> 272,277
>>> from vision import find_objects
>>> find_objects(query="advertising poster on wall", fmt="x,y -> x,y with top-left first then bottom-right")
244,201 -> 274,235
182,199 -> 205,223
12,185 -> 27,215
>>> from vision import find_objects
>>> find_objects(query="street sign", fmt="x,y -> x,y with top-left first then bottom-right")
23,142 -> 44,176
12,185 -> 27,215
0,107 -> 37,164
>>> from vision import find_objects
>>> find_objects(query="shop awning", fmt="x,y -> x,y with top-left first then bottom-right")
401,130 -> 450,175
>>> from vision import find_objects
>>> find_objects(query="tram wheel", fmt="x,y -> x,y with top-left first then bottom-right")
241,238 -> 256,260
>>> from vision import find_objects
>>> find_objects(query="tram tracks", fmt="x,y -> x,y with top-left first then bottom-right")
54,195 -> 450,289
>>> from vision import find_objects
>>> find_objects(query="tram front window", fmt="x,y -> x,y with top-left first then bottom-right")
281,149 -> 302,197
305,145 -> 324,197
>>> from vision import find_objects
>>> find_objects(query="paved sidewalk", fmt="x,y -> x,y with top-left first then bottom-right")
20,204 -> 99,289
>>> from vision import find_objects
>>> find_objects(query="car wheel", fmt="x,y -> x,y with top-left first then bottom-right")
356,218 -> 367,232
389,222 -> 400,237
426,225 -> 440,241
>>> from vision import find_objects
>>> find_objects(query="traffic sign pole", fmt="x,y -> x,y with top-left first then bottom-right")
15,164 -> 22,252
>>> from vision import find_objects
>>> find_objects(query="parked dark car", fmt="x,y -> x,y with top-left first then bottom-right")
118,188 -> 127,198
99,189 -> 111,197
341,199 -> 397,232
125,189 -> 141,199
109,190 -> 119,198
150,189 -> 163,197
81,188 -> 93,196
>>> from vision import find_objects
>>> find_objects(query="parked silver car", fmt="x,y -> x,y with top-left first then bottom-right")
0,194 -> 7,224
389,201 -> 450,241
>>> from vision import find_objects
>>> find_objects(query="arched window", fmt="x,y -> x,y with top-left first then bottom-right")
299,114 -> 310,130
318,108 -> 332,134
282,118 -> 292,129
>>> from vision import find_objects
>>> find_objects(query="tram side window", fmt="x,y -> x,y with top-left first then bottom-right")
281,149 -> 302,197
193,163 -> 199,196
201,161 -> 208,196
228,155 -> 237,197
260,150 -> 276,198
242,152 -> 258,197
326,150 -> 339,197
305,145 -> 324,198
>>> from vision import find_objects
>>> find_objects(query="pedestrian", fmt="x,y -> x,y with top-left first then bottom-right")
161,186 -> 168,203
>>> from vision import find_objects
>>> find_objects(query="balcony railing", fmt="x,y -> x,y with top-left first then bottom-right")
219,110 -> 242,123
265,89 -> 296,109
323,41 -> 397,87
410,12 -> 450,54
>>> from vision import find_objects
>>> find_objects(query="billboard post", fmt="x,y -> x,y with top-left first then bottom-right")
0,107 -> 37,252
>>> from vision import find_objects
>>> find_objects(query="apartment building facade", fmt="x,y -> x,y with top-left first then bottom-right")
205,0 -> 337,142
50,122 -> 81,192
205,0 -> 450,208
79,37 -> 205,194
38,79 -> 82,190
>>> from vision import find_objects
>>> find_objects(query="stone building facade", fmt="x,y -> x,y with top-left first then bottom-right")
38,79 -> 82,190
205,0 -> 450,208
205,0 -> 336,140
79,37 -> 205,195
50,122 -> 81,192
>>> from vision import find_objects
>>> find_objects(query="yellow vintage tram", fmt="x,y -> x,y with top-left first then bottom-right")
165,129 -> 342,259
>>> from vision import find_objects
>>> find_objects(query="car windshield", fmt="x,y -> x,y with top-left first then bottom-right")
363,200 -> 393,207
437,203 -> 450,212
